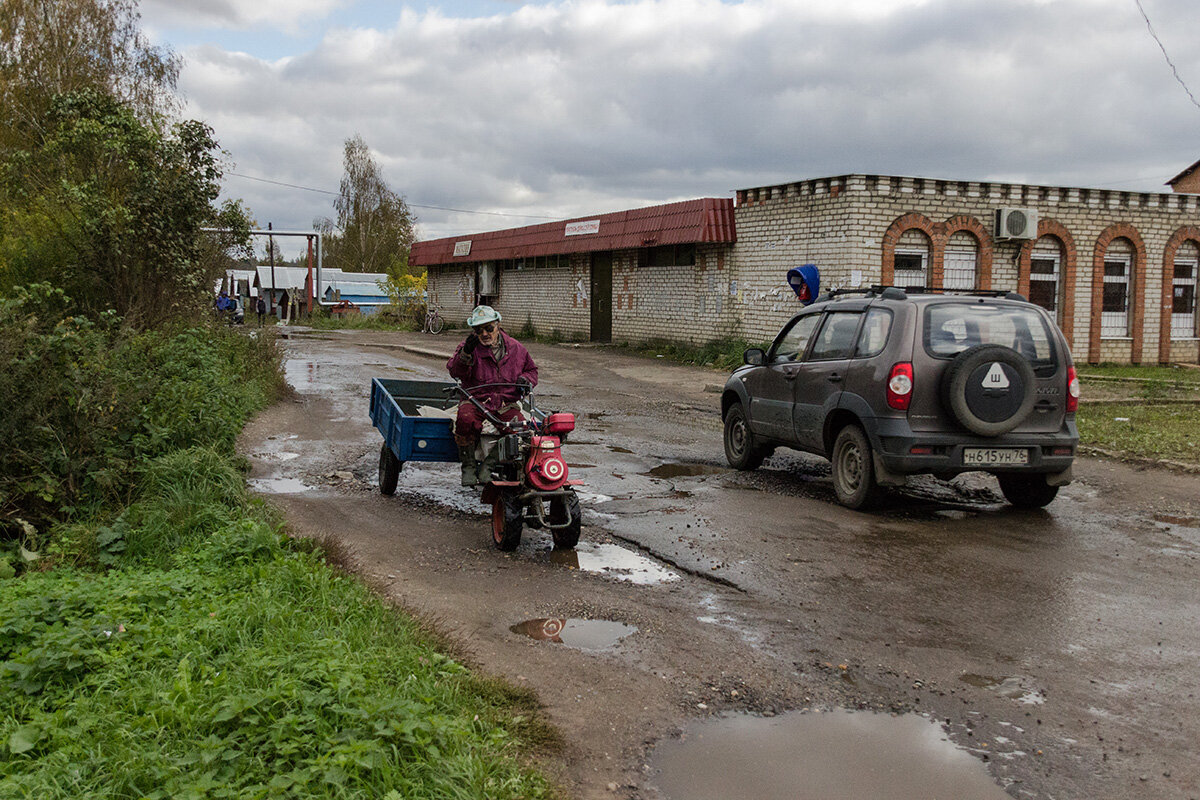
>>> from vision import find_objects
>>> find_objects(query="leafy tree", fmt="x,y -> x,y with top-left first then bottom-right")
0,89 -> 239,327
316,134 -> 417,275
0,0 -> 180,149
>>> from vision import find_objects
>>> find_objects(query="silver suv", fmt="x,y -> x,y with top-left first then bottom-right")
721,285 -> 1080,509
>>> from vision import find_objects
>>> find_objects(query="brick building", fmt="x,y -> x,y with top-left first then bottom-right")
409,172 -> 1200,364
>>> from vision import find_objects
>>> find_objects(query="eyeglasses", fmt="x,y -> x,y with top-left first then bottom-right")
473,322 -> 498,334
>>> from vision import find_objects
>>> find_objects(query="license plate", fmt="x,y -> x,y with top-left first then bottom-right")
962,448 -> 1028,466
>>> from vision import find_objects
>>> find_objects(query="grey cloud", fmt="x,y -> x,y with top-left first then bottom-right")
178,0 -> 1200,238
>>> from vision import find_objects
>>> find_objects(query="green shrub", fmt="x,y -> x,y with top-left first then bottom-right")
0,285 -> 282,542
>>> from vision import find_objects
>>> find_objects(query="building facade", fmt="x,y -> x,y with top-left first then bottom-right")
411,173 -> 1200,364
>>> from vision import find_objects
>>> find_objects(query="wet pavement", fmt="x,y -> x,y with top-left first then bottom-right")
241,327 -> 1200,800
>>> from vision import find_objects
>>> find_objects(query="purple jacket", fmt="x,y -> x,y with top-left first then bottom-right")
447,330 -> 538,410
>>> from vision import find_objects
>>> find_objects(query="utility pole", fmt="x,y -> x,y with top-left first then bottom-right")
268,222 -> 276,316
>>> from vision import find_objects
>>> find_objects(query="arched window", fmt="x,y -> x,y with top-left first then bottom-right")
1029,236 -> 1065,322
1101,238 -> 1136,337
1173,240 -> 1199,340
893,229 -> 931,289
943,231 -> 979,290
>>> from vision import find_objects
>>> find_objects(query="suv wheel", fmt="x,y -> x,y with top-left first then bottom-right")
997,474 -> 1059,508
943,345 -> 1038,437
831,425 -> 879,509
724,403 -> 771,470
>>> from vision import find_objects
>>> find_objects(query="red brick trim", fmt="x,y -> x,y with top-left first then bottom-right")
1017,219 -> 1077,349
1160,226 -> 1200,363
1088,224 -> 1148,364
942,215 -> 993,289
881,213 -> 937,286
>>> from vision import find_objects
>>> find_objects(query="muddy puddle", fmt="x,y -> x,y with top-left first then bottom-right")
248,476 -> 314,494
651,709 -> 1010,800
510,618 -> 636,650
646,462 -> 730,479
549,542 -> 679,585
1153,512 -> 1200,528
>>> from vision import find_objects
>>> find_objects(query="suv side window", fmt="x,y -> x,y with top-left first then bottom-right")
809,312 -> 862,360
854,308 -> 893,358
771,314 -> 821,362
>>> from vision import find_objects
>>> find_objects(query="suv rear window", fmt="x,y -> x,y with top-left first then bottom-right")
924,303 -> 1057,366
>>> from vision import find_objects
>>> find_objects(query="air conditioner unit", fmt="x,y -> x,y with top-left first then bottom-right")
994,207 -> 1038,240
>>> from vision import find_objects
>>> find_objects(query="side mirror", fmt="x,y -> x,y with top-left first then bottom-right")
743,348 -> 766,366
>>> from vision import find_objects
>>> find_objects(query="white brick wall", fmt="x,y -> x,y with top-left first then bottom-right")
426,174 -> 1200,364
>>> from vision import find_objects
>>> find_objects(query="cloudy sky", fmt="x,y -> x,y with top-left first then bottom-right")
140,0 -> 1200,258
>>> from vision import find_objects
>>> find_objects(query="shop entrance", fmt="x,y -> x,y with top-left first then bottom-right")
590,252 -> 612,342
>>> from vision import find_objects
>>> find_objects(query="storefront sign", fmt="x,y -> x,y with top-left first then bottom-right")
565,220 -> 600,236
453,240 -> 472,257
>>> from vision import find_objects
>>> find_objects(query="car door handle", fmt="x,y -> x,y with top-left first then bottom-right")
784,371 -> 798,381
826,373 -> 843,383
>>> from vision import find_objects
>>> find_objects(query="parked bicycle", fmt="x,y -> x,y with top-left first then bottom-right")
422,304 -> 444,334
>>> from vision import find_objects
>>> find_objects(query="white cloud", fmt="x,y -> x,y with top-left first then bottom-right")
173,0 -> 1200,240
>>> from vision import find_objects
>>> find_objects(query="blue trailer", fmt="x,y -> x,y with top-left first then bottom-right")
369,378 -> 460,494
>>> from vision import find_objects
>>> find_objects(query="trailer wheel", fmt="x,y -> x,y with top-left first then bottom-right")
549,491 -> 582,551
378,443 -> 400,496
491,491 -> 523,551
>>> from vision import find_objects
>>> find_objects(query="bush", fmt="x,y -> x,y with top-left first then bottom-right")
0,285 -> 282,541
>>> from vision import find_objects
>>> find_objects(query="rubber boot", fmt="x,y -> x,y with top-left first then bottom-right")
476,446 -> 499,485
458,445 -> 479,487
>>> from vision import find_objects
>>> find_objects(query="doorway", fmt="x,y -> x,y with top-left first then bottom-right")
590,252 -> 612,342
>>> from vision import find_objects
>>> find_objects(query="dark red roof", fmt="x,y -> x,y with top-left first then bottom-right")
410,197 -> 735,266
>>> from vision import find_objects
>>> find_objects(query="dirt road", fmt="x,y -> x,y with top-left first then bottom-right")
240,328 -> 1200,799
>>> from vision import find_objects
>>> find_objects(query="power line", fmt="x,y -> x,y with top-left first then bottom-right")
1134,0 -> 1200,113
224,171 -> 558,220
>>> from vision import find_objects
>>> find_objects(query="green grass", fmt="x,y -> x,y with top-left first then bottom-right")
305,310 -> 414,331
0,451 -> 559,800
1077,402 -> 1200,463
1077,364 -> 1200,385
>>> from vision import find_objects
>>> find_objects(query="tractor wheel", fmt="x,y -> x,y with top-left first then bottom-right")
491,491 -> 523,551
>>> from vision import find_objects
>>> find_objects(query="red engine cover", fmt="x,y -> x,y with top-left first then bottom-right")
544,412 -> 575,435
526,435 -> 568,490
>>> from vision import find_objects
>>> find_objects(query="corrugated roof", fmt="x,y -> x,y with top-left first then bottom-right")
255,266 -> 309,291
410,197 -> 735,266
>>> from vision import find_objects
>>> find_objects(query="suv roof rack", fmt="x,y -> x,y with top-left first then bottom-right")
870,286 -> 1030,302
814,285 -> 909,303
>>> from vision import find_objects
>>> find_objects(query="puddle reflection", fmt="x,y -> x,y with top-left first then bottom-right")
248,476 -> 313,494
510,618 -> 636,650
552,542 -> 679,585
652,709 -> 1009,800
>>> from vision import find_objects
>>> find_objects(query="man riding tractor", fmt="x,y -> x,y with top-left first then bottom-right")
446,305 -> 538,486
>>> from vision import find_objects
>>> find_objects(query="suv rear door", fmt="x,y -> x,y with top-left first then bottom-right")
911,301 -> 1067,434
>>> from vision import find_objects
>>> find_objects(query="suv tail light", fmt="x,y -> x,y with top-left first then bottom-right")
1066,366 -> 1079,413
887,362 -> 914,410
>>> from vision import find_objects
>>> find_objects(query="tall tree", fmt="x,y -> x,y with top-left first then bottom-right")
0,0 -> 180,148
316,134 -> 417,275
0,89 -> 236,327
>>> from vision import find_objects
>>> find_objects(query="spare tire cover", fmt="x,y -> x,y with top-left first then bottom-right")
942,344 -> 1038,437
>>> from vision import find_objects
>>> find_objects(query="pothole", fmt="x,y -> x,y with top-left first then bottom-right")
645,462 -> 730,479
549,542 -> 679,585
650,709 -> 1009,800
509,618 -> 636,650
248,476 -> 314,494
